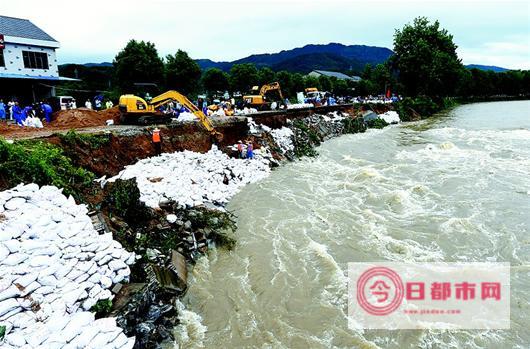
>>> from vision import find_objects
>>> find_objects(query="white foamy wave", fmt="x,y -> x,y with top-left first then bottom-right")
358,220 -> 445,262
173,300 -> 208,349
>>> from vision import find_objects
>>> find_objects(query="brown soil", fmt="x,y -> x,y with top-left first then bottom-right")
46,123 -> 220,176
51,107 -> 121,128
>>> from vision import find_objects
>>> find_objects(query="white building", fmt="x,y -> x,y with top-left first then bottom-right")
308,70 -> 362,82
0,15 -> 75,102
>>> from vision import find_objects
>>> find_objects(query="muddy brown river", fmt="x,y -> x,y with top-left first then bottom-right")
175,100 -> 530,349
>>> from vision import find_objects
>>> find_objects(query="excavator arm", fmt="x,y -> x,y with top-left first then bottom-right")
149,90 -> 223,141
259,82 -> 284,101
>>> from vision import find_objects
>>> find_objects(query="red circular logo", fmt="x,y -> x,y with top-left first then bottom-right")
357,266 -> 404,315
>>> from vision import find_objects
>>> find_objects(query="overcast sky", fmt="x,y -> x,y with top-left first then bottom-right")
2,0 -> 529,69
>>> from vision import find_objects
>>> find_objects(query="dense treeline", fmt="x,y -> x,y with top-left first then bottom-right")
59,19 -> 529,106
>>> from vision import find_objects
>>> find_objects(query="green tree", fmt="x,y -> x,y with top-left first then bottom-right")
303,76 -> 322,91
113,40 -> 164,92
257,67 -> 276,86
201,68 -> 229,95
332,79 -> 349,95
372,63 -> 396,95
361,64 -> 374,80
318,75 -> 333,92
229,63 -> 258,92
392,17 -> 464,97
165,49 -> 202,95
276,71 -> 294,97
291,73 -> 305,95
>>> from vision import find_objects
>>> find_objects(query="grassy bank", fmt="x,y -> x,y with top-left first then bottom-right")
0,138 -> 95,201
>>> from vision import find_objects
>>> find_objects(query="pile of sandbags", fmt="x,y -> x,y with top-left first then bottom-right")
235,107 -> 258,115
22,117 -> 43,128
176,112 -> 197,122
378,110 -> 401,124
287,103 -> 313,109
0,183 -> 136,348
247,117 -> 271,135
270,127 -> 294,154
108,146 -> 271,209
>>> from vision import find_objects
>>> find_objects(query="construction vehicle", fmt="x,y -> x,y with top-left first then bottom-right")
304,87 -> 327,106
304,87 -> 322,100
118,90 -> 223,141
243,82 -> 285,110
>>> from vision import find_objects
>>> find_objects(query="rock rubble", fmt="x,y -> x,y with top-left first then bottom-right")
0,183 -> 136,348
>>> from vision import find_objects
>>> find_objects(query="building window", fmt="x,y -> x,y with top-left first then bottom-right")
22,50 -> 49,69
0,50 -> 5,67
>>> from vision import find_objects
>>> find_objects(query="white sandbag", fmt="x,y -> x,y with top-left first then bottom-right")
0,298 -> 20,317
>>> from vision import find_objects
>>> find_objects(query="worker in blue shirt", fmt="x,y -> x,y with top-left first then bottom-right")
41,102 -> 53,123
21,106 -> 32,124
0,99 -> 6,121
12,102 -> 24,125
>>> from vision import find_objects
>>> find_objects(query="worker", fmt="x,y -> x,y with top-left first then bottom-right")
152,127 -> 162,155
246,142 -> 254,159
237,140 -> 244,159
94,98 -> 102,111
0,99 -> 5,121
105,100 -> 114,109
23,106 -> 33,119
12,102 -> 23,125
41,102 -> 53,123
85,99 -> 92,109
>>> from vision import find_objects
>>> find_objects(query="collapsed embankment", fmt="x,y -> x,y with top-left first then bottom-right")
0,103 -> 395,348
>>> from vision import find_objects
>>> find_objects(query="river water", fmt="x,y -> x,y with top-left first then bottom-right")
175,101 -> 530,349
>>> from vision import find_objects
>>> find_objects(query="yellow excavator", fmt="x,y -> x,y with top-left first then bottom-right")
242,82 -> 285,110
119,90 -> 223,141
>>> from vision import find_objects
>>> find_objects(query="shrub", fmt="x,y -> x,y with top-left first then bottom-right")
0,139 -> 94,199
366,118 -> 389,129
342,117 -> 367,134
105,178 -> 148,224
59,130 -> 111,149
292,120 -> 320,158
91,299 -> 113,318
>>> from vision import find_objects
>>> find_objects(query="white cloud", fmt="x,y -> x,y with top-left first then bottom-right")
0,0 -> 528,69
458,38 -> 530,69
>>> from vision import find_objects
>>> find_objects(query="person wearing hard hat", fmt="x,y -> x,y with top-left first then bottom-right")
152,127 -> 162,155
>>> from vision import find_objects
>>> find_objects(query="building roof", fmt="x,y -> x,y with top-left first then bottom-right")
0,72 -> 79,81
0,15 -> 57,42
311,70 -> 361,81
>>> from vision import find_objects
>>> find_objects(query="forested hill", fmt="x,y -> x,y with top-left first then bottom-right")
465,64 -> 509,72
196,43 -> 394,73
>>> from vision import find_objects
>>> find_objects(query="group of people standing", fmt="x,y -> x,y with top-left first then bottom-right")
0,99 -> 53,126
236,140 -> 254,159
84,96 -> 113,111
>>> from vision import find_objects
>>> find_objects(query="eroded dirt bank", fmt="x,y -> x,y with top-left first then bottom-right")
36,104 -> 390,177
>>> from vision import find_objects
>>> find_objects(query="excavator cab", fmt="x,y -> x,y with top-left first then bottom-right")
119,94 -> 149,112
243,82 -> 284,110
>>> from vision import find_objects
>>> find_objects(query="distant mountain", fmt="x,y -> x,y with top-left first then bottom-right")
195,59 -> 232,71
271,52 -> 363,74
197,43 -> 394,74
83,62 -> 113,67
466,64 -> 509,72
